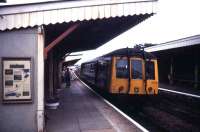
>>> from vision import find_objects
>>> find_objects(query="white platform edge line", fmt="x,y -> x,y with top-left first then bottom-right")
159,88 -> 200,99
73,72 -> 149,132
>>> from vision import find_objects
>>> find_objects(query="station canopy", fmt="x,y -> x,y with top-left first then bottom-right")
0,0 -> 158,58
145,35 -> 200,52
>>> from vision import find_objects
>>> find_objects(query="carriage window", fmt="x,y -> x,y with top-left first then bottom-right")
131,60 -> 143,79
116,59 -> 128,78
146,61 -> 155,80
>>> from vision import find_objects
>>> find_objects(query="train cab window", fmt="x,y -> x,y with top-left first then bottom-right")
116,59 -> 128,78
146,61 -> 155,80
131,60 -> 143,79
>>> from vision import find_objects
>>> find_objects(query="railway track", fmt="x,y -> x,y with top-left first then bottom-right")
90,85 -> 200,132
74,72 -> 200,132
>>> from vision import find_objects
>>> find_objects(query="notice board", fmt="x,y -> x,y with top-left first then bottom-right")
2,58 -> 32,103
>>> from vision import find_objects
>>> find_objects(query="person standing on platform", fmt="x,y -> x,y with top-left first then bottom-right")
65,68 -> 71,87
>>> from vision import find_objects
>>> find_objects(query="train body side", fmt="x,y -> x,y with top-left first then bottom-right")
80,57 -> 112,92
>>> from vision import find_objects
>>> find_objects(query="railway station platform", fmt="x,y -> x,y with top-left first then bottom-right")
46,76 -> 143,132
159,83 -> 200,97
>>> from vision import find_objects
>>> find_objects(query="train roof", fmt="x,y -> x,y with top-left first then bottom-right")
102,48 -> 156,59
81,48 -> 156,65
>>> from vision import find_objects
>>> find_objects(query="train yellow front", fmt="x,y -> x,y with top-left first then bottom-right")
80,48 -> 158,95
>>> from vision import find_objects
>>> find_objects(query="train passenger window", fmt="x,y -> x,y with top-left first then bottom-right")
146,61 -> 155,80
116,59 -> 128,78
131,60 -> 142,79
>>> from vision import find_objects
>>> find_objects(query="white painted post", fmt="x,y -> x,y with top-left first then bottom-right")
37,26 -> 45,132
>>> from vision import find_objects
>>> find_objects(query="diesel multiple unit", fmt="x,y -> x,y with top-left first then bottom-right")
80,48 -> 158,95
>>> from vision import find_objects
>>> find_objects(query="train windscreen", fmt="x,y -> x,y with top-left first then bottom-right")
146,61 -> 155,80
116,59 -> 128,78
131,60 -> 143,79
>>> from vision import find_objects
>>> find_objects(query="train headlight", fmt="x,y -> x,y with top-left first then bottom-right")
148,87 -> 153,93
119,86 -> 124,93
134,87 -> 139,93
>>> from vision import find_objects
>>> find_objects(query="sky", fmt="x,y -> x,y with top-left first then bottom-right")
1,0 -> 200,64
75,0 -> 200,64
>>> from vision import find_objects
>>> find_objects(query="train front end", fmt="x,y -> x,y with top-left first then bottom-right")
109,52 -> 158,95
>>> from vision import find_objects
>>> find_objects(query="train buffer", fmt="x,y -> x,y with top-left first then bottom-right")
46,76 -> 146,132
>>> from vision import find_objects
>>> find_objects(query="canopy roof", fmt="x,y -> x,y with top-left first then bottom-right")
0,0 -> 157,31
0,0 -> 158,60
145,35 -> 200,52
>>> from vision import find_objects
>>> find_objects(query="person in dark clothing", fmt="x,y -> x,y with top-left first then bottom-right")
65,68 -> 71,87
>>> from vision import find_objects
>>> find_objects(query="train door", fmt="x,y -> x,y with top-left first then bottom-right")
129,58 -> 145,94
110,57 -> 129,93
146,60 -> 159,94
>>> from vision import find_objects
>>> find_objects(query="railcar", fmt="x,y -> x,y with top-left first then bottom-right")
80,47 -> 158,95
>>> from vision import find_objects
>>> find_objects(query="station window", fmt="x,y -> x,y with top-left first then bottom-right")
116,59 -> 128,78
131,60 -> 143,79
146,61 -> 155,80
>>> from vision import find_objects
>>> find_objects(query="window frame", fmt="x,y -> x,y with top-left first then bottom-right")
145,60 -> 155,80
115,58 -> 129,79
131,58 -> 143,80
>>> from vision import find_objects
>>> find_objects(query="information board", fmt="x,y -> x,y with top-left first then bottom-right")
2,58 -> 32,103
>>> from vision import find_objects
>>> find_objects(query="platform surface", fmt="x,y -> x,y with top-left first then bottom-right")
159,83 -> 200,96
46,77 -> 142,132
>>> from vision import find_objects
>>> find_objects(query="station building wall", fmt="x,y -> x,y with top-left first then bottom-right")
0,28 -> 38,132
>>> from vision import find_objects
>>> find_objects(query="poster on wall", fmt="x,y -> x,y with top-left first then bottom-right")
2,58 -> 32,103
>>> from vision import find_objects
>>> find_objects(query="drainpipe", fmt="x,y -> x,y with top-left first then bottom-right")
169,57 -> 174,85
194,64 -> 198,88
194,51 -> 198,88
48,51 -> 54,98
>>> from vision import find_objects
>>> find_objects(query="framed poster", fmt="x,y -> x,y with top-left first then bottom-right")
2,58 -> 32,103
